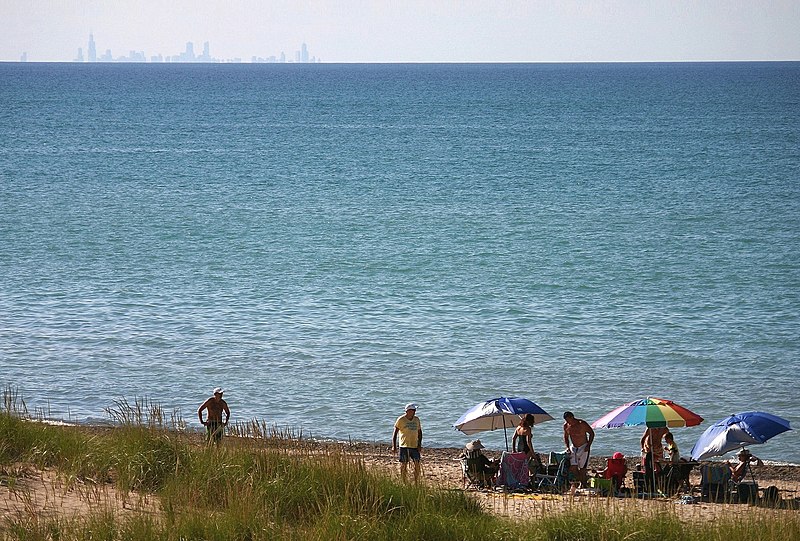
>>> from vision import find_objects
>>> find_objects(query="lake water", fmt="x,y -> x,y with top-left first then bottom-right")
1,62 -> 798,462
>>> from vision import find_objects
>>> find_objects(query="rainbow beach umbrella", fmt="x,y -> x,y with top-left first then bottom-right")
591,397 -> 703,493
591,397 -> 704,429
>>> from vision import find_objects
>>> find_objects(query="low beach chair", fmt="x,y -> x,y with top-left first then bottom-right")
536,451 -> 570,493
602,456 -> 628,492
700,462 -> 733,502
459,455 -> 495,490
660,460 -> 695,495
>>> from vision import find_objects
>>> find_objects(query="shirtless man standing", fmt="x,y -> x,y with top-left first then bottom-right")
198,387 -> 230,444
563,411 -> 595,487
641,426 -> 669,478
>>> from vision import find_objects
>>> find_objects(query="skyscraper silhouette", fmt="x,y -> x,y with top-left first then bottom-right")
88,33 -> 97,62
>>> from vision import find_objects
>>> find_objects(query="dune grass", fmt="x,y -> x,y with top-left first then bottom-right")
1,394 -> 799,540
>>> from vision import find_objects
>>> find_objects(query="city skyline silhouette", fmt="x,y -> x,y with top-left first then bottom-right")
68,33 -> 319,64
3,1 -> 798,63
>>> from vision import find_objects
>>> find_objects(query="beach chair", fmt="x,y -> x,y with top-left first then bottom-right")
536,451 -> 570,493
497,452 -> 529,490
700,462 -> 733,502
602,456 -> 628,492
459,455 -> 495,489
660,460 -> 695,495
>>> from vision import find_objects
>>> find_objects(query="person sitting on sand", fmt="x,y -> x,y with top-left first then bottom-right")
197,387 -> 230,444
729,449 -> 763,483
460,439 -> 499,485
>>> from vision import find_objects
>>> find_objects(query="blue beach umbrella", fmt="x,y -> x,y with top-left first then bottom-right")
690,411 -> 792,461
453,397 -> 554,450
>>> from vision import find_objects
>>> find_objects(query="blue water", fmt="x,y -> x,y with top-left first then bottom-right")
1,62 -> 799,462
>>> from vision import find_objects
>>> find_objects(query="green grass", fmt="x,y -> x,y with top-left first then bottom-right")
1,396 -> 799,541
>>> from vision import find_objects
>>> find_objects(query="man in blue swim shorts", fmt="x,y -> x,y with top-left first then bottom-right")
392,403 -> 423,483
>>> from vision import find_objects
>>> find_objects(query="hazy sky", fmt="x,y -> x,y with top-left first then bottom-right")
3,0 -> 799,62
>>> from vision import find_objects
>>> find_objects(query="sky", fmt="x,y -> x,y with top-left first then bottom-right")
2,0 -> 799,62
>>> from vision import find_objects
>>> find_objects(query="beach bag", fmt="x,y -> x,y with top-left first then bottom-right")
737,482 -> 758,504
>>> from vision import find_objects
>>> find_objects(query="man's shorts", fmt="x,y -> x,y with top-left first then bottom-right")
206,421 -> 224,443
399,447 -> 421,463
570,444 -> 590,468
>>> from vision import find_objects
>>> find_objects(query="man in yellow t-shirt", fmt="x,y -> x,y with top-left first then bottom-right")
391,403 -> 423,483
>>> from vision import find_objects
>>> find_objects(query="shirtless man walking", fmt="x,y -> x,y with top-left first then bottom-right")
198,387 -> 230,444
563,411 -> 595,487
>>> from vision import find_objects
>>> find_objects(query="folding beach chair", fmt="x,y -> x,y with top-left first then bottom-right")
536,451 -> 570,493
603,456 -> 628,492
700,462 -> 733,502
459,455 -> 495,489
660,460 -> 695,495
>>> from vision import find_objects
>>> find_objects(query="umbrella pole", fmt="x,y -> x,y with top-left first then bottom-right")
747,453 -> 758,487
503,419 -> 509,451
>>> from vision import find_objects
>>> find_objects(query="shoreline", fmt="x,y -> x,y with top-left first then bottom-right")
32,417 -> 800,481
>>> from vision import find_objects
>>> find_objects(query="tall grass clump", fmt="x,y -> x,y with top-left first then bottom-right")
105,397 -> 186,432
529,506 -> 800,541
145,442 -> 509,541
0,409 -> 89,470
0,395 -> 186,492
105,425 -> 186,493
534,508 -> 684,541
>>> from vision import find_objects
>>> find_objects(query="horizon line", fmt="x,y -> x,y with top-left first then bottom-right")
3,59 -> 800,65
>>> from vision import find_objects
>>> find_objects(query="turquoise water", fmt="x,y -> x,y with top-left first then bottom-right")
1,62 -> 798,462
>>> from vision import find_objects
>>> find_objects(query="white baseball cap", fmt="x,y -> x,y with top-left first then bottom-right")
213,387 -> 224,395
405,403 -> 418,411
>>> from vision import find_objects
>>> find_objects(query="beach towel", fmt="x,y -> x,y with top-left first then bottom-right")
498,452 -> 529,489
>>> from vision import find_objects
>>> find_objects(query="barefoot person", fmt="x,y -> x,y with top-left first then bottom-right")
198,387 -> 230,444
563,411 -> 594,487
391,403 -> 423,483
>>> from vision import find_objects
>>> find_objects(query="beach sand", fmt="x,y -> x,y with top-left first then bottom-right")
2,433 -> 798,525
342,440 -> 800,522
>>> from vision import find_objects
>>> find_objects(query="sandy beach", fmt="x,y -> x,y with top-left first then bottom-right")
3,432 -> 797,526
341,440 -> 800,522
